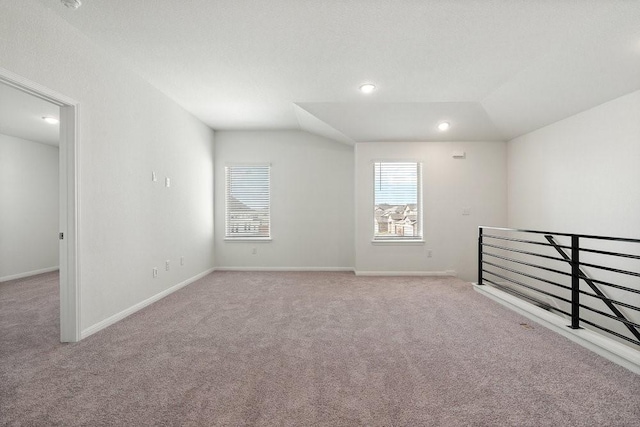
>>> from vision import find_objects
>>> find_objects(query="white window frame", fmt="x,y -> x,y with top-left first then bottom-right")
372,161 -> 424,244
224,163 -> 272,241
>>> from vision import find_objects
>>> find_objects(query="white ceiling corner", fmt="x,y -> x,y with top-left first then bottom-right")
293,104 -> 354,146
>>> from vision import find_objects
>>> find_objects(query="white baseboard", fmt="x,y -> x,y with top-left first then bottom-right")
355,270 -> 456,277
0,266 -> 59,283
214,266 -> 354,272
80,267 -> 215,340
474,283 -> 640,375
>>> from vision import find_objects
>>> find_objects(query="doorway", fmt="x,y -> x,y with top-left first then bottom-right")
0,68 -> 79,342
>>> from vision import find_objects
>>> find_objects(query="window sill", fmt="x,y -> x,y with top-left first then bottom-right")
224,237 -> 272,242
371,239 -> 425,246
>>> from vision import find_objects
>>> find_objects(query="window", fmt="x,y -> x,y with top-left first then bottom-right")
225,164 -> 271,239
373,161 -> 422,241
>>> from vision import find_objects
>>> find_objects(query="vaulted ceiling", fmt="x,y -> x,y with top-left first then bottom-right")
37,0 -> 640,143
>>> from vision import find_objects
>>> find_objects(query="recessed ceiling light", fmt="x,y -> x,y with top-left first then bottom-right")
60,0 -> 82,9
359,83 -> 376,94
438,122 -> 450,131
42,116 -> 60,124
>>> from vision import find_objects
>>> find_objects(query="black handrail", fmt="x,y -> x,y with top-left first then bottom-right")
481,226 -> 640,243
478,226 -> 640,348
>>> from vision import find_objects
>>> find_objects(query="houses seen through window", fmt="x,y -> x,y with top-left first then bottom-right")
225,165 -> 270,239
374,162 -> 421,241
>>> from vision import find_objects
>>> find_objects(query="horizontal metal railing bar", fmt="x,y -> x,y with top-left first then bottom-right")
483,250 -> 571,277
483,268 -> 572,305
544,236 -> 640,260
579,318 -> 640,347
487,233 -> 640,259
576,276 -> 640,295
579,246 -> 640,260
480,226 -> 640,244
578,290 -> 640,312
554,245 -> 639,262
546,235 -> 640,259
545,235 -> 640,275
483,248 -> 640,295
483,260 -> 571,291
576,261 -> 640,279
483,234 -> 571,250
579,304 -> 640,330
482,278 -> 571,317
482,243 -> 568,264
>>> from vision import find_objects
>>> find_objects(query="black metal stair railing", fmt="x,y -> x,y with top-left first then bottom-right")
478,227 -> 640,348
544,235 -> 640,342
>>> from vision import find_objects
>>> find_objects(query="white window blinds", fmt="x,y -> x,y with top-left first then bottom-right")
373,161 -> 421,240
225,165 -> 271,239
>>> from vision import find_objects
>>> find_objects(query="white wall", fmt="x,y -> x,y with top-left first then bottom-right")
355,141 -> 507,281
507,90 -> 640,345
0,134 -> 59,281
0,2 -> 215,333
215,131 -> 354,269
507,89 -> 640,337
508,89 -> 640,238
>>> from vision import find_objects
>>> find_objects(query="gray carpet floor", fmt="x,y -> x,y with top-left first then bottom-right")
1,271 -> 639,426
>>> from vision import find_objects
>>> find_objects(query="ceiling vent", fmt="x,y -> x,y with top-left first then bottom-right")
61,0 -> 82,9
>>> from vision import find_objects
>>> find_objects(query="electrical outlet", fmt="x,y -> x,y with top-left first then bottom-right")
180,256 -> 184,266
165,260 -> 170,271
152,267 -> 158,278
427,250 -> 432,258
165,177 -> 171,188
252,248 -> 257,255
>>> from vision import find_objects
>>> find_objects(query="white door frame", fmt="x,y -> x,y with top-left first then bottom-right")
0,67 -> 80,342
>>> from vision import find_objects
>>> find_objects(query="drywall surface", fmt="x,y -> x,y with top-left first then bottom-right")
0,134 -> 59,280
355,141 -> 507,281
507,88 -> 640,329
0,2 -> 215,331
508,89 -> 640,238
507,90 -> 640,346
215,130 -> 354,269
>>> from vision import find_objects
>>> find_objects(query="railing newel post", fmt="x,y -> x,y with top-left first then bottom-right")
570,235 -> 581,329
478,227 -> 483,285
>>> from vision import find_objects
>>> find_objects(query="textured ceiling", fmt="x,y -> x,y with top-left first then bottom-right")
0,82 -> 59,146
36,0 -> 640,142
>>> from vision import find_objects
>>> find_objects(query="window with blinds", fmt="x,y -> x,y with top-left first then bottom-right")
373,161 -> 422,241
225,165 -> 271,239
